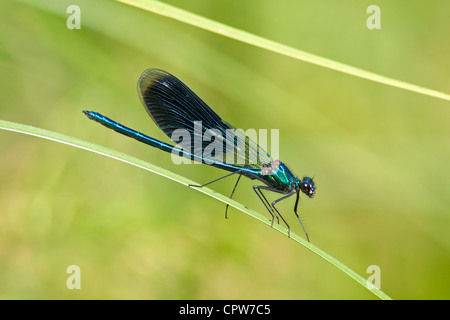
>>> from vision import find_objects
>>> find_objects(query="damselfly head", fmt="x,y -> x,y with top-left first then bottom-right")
299,177 -> 316,198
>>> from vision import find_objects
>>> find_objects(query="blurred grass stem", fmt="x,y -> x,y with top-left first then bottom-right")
116,0 -> 450,102
0,119 -> 392,300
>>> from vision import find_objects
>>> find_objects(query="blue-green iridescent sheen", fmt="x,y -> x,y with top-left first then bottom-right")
83,69 -> 315,241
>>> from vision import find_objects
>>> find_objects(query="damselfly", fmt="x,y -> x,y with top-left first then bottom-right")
83,69 -> 316,241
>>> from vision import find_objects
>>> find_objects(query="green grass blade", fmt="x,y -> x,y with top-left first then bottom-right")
0,119 -> 392,299
116,0 -> 449,102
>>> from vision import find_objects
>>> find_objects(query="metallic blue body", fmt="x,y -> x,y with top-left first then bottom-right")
83,69 -> 316,241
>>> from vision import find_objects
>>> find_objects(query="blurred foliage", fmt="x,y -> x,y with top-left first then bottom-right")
0,0 -> 449,299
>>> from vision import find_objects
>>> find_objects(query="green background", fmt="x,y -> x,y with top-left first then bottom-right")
0,0 -> 449,299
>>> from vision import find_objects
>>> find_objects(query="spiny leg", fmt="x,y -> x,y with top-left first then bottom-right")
189,171 -> 244,219
188,171 -> 239,188
225,174 -> 242,219
293,191 -> 310,243
259,188 -> 280,225
270,191 -> 297,238
252,185 -> 279,227
253,186 -> 297,238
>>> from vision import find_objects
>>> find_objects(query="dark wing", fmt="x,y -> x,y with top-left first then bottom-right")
138,68 -> 272,168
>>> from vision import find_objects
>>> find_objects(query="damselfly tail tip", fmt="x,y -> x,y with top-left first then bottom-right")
82,110 -> 94,119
